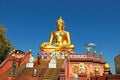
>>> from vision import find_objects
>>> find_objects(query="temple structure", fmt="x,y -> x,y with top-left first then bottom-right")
38,17 -> 111,80
0,17 -> 120,80
114,55 -> 120,74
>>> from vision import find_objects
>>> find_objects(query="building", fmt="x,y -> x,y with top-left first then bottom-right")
114,55 -> 120,74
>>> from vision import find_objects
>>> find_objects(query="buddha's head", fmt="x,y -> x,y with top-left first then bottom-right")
56,17 -> 65,31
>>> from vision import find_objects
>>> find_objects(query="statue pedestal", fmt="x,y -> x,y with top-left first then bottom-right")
26,62 -> 34,68
78,74 -> 87,80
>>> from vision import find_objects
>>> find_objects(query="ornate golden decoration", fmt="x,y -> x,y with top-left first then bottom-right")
104,63 -> 110,70
73,66 -> 79,74
79,63 -> 87,74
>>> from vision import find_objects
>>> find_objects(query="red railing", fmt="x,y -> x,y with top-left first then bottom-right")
0,52 -> 30,75
0,58 -> 13,75
60,59 -> 67,80
19,52 -> 30,66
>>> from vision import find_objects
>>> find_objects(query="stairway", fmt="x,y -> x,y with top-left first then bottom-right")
19,68 -> 34,77
0,62 -> 27,77
42,59 -> 64,80
18,59 -> 49,79
57,59 -> 64,68
43,68 -> 60,80
0,58 -> 65,80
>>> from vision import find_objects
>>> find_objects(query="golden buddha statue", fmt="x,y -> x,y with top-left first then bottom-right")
40,17 -> 74,52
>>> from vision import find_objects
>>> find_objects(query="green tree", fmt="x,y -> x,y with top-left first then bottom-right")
0,25 -> 12,64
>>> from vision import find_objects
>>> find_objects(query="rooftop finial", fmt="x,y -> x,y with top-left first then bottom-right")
100,52 -> 102,55
94,51 -> 96,54
87,48 -> 90,51
104,63 -> 110,70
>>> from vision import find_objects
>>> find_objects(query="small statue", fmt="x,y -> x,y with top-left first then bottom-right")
33,69 -> 37,77
29,54 -> 34,63
40,17 -> 74,52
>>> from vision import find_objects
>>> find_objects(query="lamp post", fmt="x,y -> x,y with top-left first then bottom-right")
10,59 -> 16,77
10,54 -> 16,77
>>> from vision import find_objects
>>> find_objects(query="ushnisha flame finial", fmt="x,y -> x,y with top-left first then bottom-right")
56,16 -> 64,24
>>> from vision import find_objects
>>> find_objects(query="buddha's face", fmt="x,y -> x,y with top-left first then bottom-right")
56,21 -> 64,31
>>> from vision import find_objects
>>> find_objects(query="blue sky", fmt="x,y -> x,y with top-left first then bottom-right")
0,0 -> 120,73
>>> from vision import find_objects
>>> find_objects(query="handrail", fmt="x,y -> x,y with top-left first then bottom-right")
19,53 -> 30,66
0,58 -> 13,68
61,59 -> 67,71
0,52 -> 30,75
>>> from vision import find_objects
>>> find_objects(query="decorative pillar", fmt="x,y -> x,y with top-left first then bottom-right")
104,63 -> 111,75
93,51 -> 97,58
86,48 -> 90,57
60,60 -> 66,80
10,59 -> 16,77
65,58 -> 69,79
37,56 -> 40,65
94,67 -> 100,76
60,72 -> 65,80
29,49 -> 32,54
100,52 -> 103,61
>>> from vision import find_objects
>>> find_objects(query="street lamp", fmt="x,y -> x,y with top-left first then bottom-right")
10,54 -> 16,77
